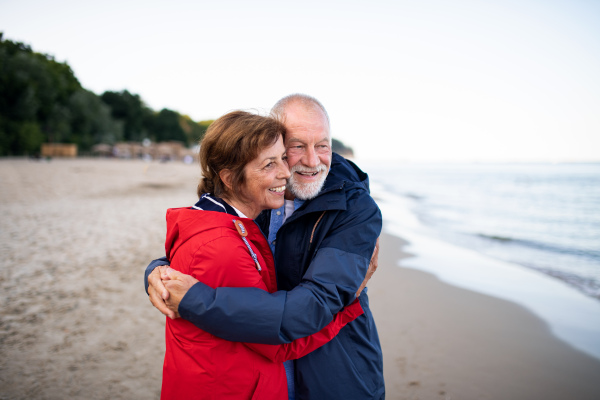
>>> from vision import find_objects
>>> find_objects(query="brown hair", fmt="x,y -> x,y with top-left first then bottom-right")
197,110 -> 286,199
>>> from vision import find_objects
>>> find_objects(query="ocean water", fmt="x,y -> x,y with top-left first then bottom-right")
361,161 -> 600,359
364,162 -> 600,300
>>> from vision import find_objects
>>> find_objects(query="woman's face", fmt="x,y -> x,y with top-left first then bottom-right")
239,136 -> 290,218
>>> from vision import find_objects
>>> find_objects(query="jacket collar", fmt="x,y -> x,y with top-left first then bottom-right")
192,193 -> 238,216
323,153 -> 370,193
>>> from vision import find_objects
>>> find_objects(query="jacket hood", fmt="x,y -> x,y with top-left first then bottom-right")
165,208 -> 236,261
321,152 -> 370,194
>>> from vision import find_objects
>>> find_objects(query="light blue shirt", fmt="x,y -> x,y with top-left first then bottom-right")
267,198 -> 304,400
267,199 -> 304,254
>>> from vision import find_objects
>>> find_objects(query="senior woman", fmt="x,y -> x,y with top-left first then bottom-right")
160,111 -> 363,400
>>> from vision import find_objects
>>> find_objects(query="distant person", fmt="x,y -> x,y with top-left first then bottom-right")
147,94 -> 384,399
157,110 -> 365,399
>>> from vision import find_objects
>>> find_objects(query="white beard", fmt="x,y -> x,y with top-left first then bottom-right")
287,163 -> 328,200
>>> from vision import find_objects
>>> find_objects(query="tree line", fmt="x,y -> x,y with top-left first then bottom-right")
0,33 -> 212,156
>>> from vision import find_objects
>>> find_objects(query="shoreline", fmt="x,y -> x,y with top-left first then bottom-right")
369,230 -> 600,399
372,181 -> 600,361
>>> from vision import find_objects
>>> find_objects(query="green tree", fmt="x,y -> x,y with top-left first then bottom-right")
0,33 -> 82,154
1,33 -> 212,155
69,89 -> 124,150
100,90 -> 151,142
180,115 -> 211,145
332,138 -> 354,157
150,108 -> 187,143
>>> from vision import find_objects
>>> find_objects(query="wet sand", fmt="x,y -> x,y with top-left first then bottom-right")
369,233 -> 600,400
1,158 -> 600,400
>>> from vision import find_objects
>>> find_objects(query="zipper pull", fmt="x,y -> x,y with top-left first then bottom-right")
233,219 -> 262,272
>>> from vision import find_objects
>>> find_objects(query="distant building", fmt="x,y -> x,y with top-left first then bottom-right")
91,144 -> 112,157
41,143 -> 78,157
105,141 -> 198,162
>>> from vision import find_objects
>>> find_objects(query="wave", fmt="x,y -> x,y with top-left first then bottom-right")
477,233 -> 514,242
475,232 -> 600,260
402,192 -> 425,201
529,266 -> 600,300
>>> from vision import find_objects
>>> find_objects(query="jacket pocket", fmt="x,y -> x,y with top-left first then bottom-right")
250,372 -> 269,400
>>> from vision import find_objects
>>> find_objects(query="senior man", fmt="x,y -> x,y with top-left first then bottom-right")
146,94 -> 384,399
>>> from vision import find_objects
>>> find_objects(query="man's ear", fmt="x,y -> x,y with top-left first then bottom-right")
219,169 -> 233,192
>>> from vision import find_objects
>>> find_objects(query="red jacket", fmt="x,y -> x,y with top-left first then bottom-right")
161,208 -> 363,400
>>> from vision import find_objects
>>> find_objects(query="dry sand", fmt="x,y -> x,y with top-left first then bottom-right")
0,158 -> 198,399
1,158 -> 599,400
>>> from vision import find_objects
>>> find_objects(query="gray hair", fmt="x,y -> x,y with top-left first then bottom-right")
271,93 -> 330,127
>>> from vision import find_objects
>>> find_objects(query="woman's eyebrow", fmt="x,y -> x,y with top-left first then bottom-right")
260,156 -> 278,163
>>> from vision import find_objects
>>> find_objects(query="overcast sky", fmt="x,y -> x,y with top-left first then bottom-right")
2,0 -> 599,162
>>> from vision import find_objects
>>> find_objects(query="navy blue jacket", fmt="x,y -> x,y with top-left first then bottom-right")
145,153 -> 384,399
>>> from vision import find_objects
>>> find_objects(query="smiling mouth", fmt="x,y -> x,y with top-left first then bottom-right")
269,186 -> 286,193
296,171 -> 319,177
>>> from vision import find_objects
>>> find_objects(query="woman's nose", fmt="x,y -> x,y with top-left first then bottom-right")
279,162 -> 291,180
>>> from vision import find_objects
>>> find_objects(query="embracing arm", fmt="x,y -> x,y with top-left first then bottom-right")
176,192 -> 382,344
244,299 -> 363,363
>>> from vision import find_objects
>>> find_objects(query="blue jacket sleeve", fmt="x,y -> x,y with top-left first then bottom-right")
178,189 -> 382,345
144,256 -> 170,295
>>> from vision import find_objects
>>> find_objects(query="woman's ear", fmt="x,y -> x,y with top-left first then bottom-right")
219,169 -> 233,192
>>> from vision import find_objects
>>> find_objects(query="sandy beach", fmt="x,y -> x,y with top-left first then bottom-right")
1,158 -> 600,400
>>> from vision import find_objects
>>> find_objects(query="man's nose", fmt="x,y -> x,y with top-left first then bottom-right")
303,147 -> 319,168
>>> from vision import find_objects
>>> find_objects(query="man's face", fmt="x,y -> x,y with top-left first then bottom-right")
282,102 -> 332,200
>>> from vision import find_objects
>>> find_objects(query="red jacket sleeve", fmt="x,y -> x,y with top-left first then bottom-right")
244,299 -> 363,363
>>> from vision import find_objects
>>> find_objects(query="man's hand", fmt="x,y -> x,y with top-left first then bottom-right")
163,268 -> 199,317
356,237 -> 380,297
148,265 -> 177,319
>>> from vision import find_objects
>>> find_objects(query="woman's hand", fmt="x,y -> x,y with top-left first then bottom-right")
148,265 -> 177,319
163,268 -> 200,317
